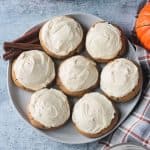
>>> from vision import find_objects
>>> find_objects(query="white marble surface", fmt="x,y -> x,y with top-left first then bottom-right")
0,0 -> 145,149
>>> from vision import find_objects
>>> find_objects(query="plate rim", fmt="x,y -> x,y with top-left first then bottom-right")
7,12 -> 143,145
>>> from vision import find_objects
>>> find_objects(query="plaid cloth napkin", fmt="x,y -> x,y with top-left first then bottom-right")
98,46 -> 150,150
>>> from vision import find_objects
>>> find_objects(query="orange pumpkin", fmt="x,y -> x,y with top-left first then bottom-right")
135,3 -> 150,51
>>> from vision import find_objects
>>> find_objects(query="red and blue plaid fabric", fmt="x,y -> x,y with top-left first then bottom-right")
99,46 -> 150,150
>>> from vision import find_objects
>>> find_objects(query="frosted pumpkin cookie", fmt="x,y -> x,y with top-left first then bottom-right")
12,50 -> 55,91
100,58 -> 142,102
86,21 -> 127,62
57,55 -> 99,96
72,92 -> 119,138
39,16 -> 84,59
28,88 -> 70,129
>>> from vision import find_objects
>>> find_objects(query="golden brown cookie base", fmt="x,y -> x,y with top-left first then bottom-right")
86,22 -> 128,63
39,16 -> 84,59
73,107 -> 119,138
57,77 -> 99,97
28,112 -> 69,130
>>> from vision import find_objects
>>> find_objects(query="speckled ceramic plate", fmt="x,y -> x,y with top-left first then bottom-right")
7,13 -> 143,144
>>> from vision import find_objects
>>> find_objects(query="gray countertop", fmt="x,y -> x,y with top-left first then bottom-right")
0,0 -> 145,149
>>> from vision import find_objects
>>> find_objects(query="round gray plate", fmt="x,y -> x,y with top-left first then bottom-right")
7,13 -> 142,144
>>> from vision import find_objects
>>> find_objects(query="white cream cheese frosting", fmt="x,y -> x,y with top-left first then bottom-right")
100,58 -> 139,97
72,92 -> 115,134
58,55 -> 99,92
40,16 -> 83,56
86,21 -> 122,59
29,88 -> 70,128
13,50 -> 55,91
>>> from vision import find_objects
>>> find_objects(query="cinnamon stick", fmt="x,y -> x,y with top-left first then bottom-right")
4,42 -> 43,51
3,49 -> 23,60
28,37 -> 40,44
